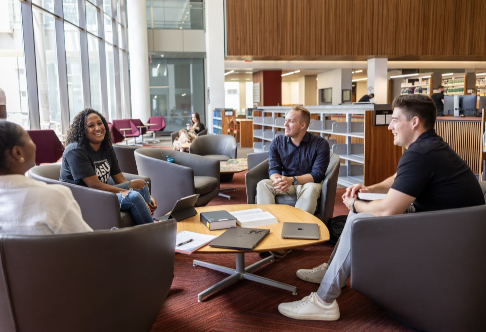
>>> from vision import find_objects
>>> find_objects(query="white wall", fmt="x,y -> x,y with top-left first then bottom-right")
148,29 -> 206,52
317,69 -> 352,105
281,81 -> 299,105
356,82 -> 367,102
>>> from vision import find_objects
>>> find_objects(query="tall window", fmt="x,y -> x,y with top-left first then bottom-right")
64,22 -> 84,121
88,34 -> 102,112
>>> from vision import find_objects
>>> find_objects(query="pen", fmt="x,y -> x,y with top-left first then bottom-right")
177,239 -> 193,247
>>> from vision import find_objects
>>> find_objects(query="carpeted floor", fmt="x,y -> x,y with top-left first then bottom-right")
150,172 -> 414,331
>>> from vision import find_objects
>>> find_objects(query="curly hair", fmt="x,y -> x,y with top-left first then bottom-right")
0,121 -> 24,173
65,109 -> 112,149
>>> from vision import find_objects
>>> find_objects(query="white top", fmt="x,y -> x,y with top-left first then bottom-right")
0,175 -> 93,235
0,88 -> 5,105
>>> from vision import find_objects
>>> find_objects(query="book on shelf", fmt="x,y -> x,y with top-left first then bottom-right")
200,210 -> 237,231
175,231 -> 217,255
357,193 -> 387,201
229,208 -> 278,228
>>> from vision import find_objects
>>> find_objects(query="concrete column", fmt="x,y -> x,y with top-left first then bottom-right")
317,69 -> 352,105
205,0 -> 225,133
367,58 -> 388,104
127,0 -> 150,121
299,75 -> 318,106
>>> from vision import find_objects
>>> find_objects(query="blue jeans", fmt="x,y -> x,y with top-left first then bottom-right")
113,181 -> 153,225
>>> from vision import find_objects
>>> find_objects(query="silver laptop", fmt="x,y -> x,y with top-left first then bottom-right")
156,194 -> 199,222
281,222 -> 319,240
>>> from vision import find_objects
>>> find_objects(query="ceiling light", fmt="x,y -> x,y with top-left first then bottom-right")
352,71 -> 354,74
246,71 -> 253,74
224,70 -> 234,76
390,73 -> 419,78
421,75 -> 431,79
355,70 -> 363,73
246,78 -> 250,80
476,73 -> 486,76
294,70 -> 300,73
352,78 -> 368,82
316,78 -> 318,80
442,73 -> 453,76
161,54 -> 164,57
230,78 -> 239,80
154,96 -> 157,99
157,64 -> 160,69
182,93 -> 186,96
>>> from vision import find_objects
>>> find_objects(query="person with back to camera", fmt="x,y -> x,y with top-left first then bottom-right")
431,85 -> 445,116
0,121 -> 93,235
358,93 -> 374,102
60,108 -> 158,225
188,112 -> 205,134
277,94 -> 485,321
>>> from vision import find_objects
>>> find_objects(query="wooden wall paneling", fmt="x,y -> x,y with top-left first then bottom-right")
226,0 -> 486,60
364,110 -> 402,186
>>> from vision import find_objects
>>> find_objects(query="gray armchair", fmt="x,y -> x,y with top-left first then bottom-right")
28,164 -> 150,230
189,134 -> 237,161
0,220 -> 176,332
247,151 -> 269,170
245,153 -> 340,226
135,148 -> 220,216
350,202 -> 486,332
113,144 -> 140,174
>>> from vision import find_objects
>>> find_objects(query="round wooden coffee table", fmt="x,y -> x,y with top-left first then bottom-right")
177,204 -> 330,301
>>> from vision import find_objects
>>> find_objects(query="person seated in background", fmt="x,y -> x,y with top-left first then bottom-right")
0,121 -> 93,235
188,112 -> 205,134
277,94 -> 485,322
257,106 -> 330,215
358,93 -> 374,102
173,128 -> 196,152
60,108 -> 157,225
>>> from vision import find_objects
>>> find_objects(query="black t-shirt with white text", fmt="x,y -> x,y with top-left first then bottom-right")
391,129 -> 484,212
60,142 -> 122,186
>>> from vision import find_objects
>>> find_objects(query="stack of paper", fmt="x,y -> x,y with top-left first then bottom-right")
357,193 -> 387,201
175,231 -> 217,255
230,209 -> 278,228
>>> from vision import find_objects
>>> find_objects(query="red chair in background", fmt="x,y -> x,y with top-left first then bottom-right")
129,119 -> 148,145
27,129 -> 64,164
112,119 -> 145,145
108,123 -> 125,144
146,116 -> 166,143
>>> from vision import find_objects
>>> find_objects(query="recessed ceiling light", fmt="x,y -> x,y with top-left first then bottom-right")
161,54 -> 164,57
224,70 -> 234,76
477,73 -> 486,76
352,78 -> 368,82
442,73 -> 453,76
355,70 -> 363,73
182,93 -> 186,96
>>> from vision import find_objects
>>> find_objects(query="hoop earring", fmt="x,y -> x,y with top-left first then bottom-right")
18,157 -> 25,163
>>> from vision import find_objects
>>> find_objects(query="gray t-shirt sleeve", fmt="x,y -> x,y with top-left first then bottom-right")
63,148 -> 96,182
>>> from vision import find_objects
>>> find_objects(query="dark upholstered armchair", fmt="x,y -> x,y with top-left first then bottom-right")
27,129 -> 64,164
245,153 -> 340,226
135,148 -> 220,216
113,145 -> 140,174
28,164 -> 150,230
0,220 -> 176,332
189,134 -> 237,161
350,201 -> 486,332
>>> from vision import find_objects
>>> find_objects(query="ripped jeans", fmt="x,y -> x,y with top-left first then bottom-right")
113,181 -> 153,225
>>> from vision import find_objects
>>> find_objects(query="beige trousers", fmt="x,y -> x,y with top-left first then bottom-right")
256,179 -> 322,214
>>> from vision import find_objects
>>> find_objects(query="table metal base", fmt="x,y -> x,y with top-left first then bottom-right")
193,252 -> 297,302
218,187 -> 236,199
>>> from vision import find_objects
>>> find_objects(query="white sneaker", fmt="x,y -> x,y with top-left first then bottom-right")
296,263 -> 328,284
278,292 -> 340,321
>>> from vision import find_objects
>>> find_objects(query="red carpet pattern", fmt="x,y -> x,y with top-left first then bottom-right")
151,172 -> 413,331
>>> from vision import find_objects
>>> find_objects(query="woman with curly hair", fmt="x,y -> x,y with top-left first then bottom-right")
0,121 -> 92,234
59,109 -> 157,225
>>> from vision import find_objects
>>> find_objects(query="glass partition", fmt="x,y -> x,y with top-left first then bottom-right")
147,1 -> 204,29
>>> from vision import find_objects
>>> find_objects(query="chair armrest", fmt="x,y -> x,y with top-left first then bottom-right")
245,159 -> 269,204
62,183 -> 124,230
173,152 -> 220,179
316,161 -> 340,226
171,131 -> 179,144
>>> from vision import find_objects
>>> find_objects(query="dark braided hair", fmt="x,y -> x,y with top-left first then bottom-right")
0,121 -> 24,172
65,109 -> 112,149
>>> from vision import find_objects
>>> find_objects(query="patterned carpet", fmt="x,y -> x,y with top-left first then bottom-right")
150,172 -> 414,332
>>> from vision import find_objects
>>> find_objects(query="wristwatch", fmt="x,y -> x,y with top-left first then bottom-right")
349,199 -> 357,213
292,176 -> 298,185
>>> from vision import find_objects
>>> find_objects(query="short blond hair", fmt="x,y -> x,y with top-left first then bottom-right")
291,105 -> 310,129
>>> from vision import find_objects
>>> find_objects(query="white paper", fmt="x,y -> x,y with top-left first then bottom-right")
175,231 -> 217,254
229,208 -> 263,217
357,193 -> 387,201
375,114 -> 386,125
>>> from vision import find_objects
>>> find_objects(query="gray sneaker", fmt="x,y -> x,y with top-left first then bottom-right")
296,263 -> 328,284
